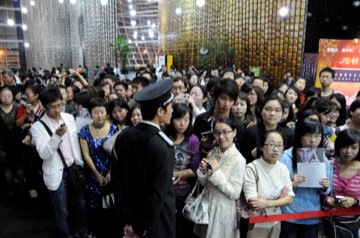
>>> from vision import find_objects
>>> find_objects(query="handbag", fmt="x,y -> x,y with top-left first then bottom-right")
182,180 -> 209,224
39,120 -> 86,192
66,163 -> 86,192
102,193 -> 115,209
332,215 -> 360,238
237,163 -> 265,231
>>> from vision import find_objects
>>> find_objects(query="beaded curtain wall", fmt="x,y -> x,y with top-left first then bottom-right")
21,0 -> 72,70
160,0 -> 308,84
22,0 -> 116,74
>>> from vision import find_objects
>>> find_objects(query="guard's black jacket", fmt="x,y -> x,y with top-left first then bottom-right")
111,122 -> 176,238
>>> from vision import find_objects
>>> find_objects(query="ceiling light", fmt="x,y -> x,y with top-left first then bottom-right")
129,4 -> 133,9
30,0 -> 35,6
59,0 -> 64,3
144,49 -> 147,54
22,24 -> 28,30
353,1 -> 360,7
133,31 -> 138,39
70,0 -> 76,5
128,39 -> 132,44
141,36 -> 145,40
130,9 -> 136,16
279,6 -> 289,17
131,20 -> 136,26
24,42 -> 30,48
21,7 -> 28,13
147,20 -> 151,26
149,31 -> 154,38
196,0 -> 205,7
342,25 -> 348,31
100,0 -> 108,5
7,19 -> 15,26
127,0 -> 132,2
151,23 -> 156,28
175,7 -> 182,15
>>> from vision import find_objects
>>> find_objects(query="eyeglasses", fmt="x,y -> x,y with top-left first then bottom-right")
303,133 -> 322,139
263,107 -> 283,113
213,130 -> 233,137
264,143 -> 284,150
47,103 -> 63,111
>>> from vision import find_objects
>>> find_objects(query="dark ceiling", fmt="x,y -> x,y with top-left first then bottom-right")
305,0 -> 360,52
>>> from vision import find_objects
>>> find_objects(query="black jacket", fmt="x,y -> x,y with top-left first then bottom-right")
111,122 -> 176,238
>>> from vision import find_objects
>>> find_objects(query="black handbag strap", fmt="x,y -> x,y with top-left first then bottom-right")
39,120 -> 69,169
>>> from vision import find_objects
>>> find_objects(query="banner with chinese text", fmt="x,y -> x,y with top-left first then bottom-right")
315,39 -> 360,105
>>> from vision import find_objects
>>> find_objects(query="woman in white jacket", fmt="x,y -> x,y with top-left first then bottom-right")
195,117 -> 246,238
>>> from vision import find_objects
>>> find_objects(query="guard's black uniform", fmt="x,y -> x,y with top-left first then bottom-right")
112,121 -> 176,237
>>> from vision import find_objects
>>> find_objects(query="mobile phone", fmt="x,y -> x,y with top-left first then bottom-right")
201,130 -> 213,137
206,163 -> 212,170
334,195 -> 344,204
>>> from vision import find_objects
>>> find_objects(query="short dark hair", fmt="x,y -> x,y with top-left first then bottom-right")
173,77 -> 188,89
39,86 -> 63,107
335,129 -> 360,161
108,98 -> 129,122
190,84 -> 207,99
260,129 -> 285,147
73,91 -> 92,108
132,76 -> 149,88
313,99 -> 338,115
257,129 -> 286,158
213,117 -> 237,131
221,69 -> 234,78
349,99 -> 360,119
213,78 -> 239,102
252,77 -> 265,85
114,81 -> 128,90
319,67 -> 335,78
260,94 -> 284,113
87,97 -> 108,114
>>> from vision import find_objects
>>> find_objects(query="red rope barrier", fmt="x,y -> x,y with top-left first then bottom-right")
249,207 -> 360,224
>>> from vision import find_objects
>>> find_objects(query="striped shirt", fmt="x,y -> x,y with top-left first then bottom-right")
332,158 -> 360,205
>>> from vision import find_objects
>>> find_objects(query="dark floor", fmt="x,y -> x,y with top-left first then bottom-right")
0,181 -> 59,238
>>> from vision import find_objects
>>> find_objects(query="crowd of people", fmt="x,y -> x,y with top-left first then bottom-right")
0,63 -> 359,238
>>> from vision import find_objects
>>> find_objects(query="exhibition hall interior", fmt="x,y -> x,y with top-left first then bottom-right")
0,0 -> 359,238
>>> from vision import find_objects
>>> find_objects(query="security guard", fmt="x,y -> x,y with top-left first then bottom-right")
111,80 -> 176,238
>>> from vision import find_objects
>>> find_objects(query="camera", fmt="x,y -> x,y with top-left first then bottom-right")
178,94 -> 190,103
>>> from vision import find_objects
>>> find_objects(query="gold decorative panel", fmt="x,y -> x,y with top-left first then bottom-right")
160,0 -> 307,84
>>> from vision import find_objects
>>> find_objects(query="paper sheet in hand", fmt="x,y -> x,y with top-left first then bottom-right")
297,162 -> 326,188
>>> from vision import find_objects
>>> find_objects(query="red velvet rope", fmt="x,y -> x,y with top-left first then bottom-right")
249,207 -> 360,224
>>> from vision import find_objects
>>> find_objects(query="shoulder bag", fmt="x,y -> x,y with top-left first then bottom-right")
39,120 -> 86,193
182,180 -> 209,224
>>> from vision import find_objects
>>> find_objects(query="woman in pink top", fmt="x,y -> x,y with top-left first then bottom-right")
324,129 -> 360,238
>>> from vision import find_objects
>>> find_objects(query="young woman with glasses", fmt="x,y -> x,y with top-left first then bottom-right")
195,117 -> 246,238
243,130 -> 294,238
